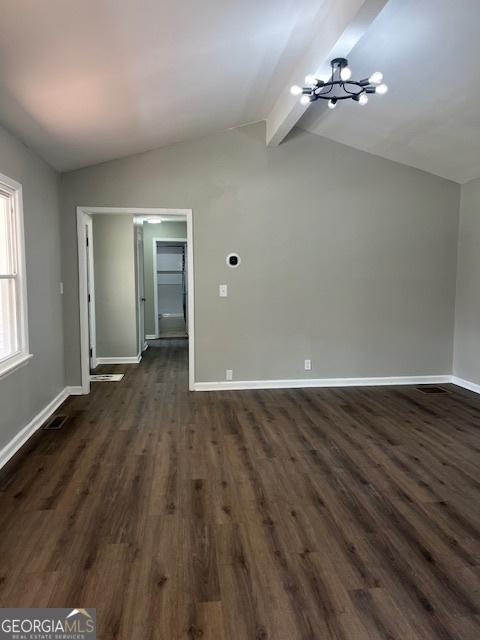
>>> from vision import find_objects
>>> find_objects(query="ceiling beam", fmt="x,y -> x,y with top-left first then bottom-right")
266,0 -> 388,147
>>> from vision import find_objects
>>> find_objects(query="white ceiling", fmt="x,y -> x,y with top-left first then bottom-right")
0,0 -> 328,170
298,0 -> 480,184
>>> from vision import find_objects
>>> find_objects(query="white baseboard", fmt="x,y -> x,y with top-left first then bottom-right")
96,355 -> 142,365
193,375 -> 453,392
145,334 -> 157,340
452,376 -> 480,395
160,313 -> 183,318
66,385 -> 84,395
0,387 -> 70,471
142,341 -> 148,352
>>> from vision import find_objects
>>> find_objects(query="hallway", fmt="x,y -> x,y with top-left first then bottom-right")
0,341 -> 479,639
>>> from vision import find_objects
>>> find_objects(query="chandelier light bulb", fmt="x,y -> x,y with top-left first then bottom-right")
304,74 -> 317,86
369,71 -> 383,84
300,94 -> 311,106
358,94 -> 368,106
376,83 -> 388,95
328,99 -> 337,110
290,85 -> 302,96
340,66 -> 351,81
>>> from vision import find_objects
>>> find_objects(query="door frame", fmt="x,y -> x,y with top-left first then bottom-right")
152,237 -> 187,338
135,225 -> 146,354
77,207 -> 195,394
85,216 -> 97,370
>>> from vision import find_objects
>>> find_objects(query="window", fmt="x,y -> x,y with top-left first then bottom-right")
0,173 -> 30,378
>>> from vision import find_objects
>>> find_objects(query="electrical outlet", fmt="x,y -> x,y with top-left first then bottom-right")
226,369 -> 233,381
219,284 -> 228,297
304,359 -> 312,371
59,282 -> 64,295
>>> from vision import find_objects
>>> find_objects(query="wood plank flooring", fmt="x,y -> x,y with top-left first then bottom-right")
1,339 -> 480,639
158,316 -> 188,338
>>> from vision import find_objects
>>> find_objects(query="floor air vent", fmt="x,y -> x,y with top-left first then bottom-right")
416,386 -> 448,394
43,415 -> 69,430
90,374 -> 124,382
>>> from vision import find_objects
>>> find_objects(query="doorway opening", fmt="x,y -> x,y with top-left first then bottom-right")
77,207 -> 194,394
154,239 -> 188,339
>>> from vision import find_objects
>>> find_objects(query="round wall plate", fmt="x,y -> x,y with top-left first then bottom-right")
226,253 -> 241,268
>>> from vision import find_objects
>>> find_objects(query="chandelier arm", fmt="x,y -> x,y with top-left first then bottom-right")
316,94 -> 362,101
315,81 -> 365,100
317,80 -> 345,94
316,83 -> 334,96
342,85 -> 362,96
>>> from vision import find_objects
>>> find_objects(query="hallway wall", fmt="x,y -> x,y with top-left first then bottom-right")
453,177 -> 480,387
61,122 -> 460,385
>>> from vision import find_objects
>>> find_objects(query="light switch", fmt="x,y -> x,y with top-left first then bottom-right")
219,284 -> 228,297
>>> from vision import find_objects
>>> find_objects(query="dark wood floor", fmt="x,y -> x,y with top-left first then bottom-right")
1,340 -> 480,639
158,316 -> 188,338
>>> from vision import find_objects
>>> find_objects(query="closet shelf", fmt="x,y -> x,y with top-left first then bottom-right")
156,270 -> 184,274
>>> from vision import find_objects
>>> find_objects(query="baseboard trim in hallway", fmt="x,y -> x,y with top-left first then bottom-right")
193,374 -> 453,392
452,375 -> 480,395
66,385 -> 84,395
96,355 -> 142,365
0,387 -> 71,471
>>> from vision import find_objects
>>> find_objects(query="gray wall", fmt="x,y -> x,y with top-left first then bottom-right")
92,214 -> 137,359
453,178 -> 480,385
61,122 -> 460,384
0,124 -> 64,452
143,221 -> 187,336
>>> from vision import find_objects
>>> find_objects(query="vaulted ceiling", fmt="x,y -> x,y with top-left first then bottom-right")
0,0 -> 330,170
0,0 -> 479,182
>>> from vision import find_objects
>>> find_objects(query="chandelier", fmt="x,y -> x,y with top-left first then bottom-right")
291,58 -> 388,109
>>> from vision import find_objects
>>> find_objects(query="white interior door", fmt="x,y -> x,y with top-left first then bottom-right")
136,228 -> 145,352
